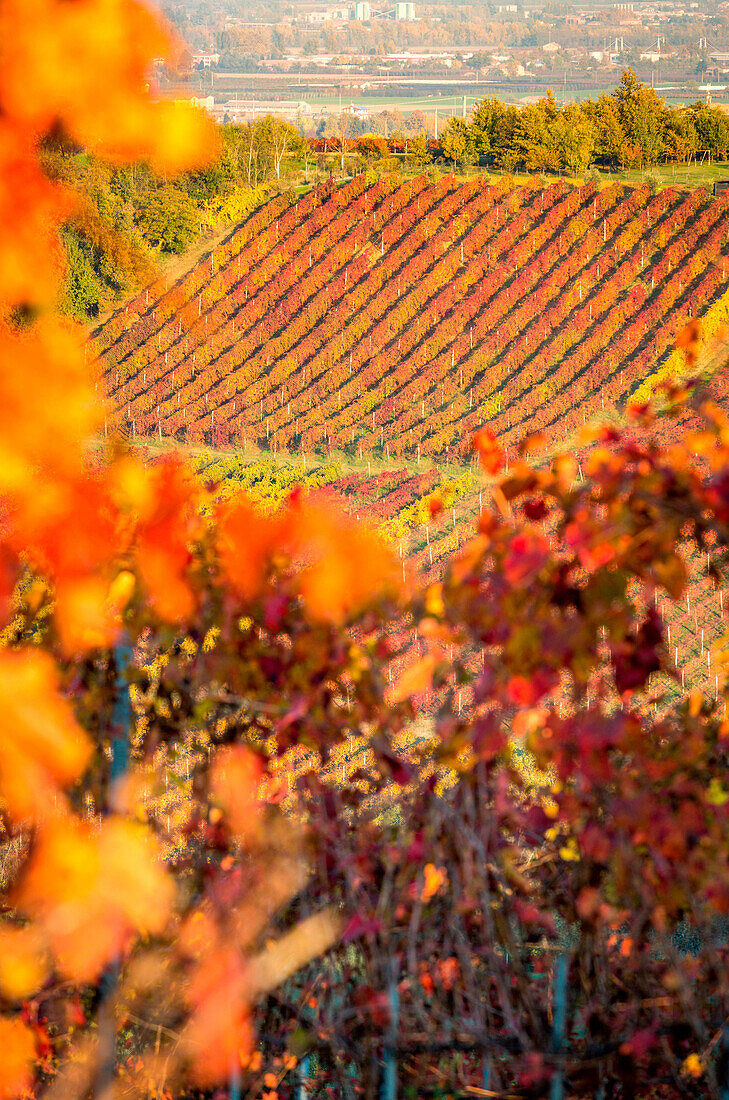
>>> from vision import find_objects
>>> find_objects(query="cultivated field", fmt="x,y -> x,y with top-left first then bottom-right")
95,172 -> 729,464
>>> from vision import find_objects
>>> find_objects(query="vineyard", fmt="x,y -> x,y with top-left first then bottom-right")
136,426 -> 721,722
95,171 -> 729,462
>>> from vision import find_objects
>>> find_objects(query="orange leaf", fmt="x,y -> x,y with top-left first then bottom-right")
16,818 -> 173,981
210,747 -> 263,844
0,651 -> 92,821
184,946 -> 253,1085
293,506 -> 398,623
471,428 -> 505,475
390,655 -> 436,704
217,498 -> 283,600
0,1017 -> 35,1100
0,926 -> 48,1001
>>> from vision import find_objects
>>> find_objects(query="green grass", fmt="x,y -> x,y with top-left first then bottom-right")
134,433 -> 474,481
594,158 -> 729,190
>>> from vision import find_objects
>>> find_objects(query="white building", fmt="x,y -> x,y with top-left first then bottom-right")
192,52 -> 220,68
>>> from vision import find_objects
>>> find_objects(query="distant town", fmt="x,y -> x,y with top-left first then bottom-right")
159,0 -> 729,129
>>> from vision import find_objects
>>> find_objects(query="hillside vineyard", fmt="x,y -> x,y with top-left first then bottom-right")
95,173 -> 729,459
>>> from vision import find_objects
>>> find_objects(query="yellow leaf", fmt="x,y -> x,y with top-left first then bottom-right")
707,778 -> 729,806
0,926 -> 48,1000
681,1053 -> 703,1078
559,839 -> 580,862
425,583 -> 444,618
653,554 -> 687,600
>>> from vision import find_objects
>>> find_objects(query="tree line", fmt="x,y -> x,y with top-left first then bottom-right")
439,69 -> 729,173
46,117 -> 308,321
53,69 -> 729,323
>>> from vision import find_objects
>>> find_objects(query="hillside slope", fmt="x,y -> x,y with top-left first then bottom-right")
94,172 -> 729,460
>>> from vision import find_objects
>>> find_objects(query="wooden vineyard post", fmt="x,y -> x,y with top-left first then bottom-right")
297,1053 -> 310,1100
380,976 -> 400,1100
230,1062 -> 242,1100
550,953 -> 568,1100
482,1053 -> 492,1093
94,639 -> 133,1100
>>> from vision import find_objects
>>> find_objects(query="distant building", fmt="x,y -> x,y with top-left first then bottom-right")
395,2 -> 415,18
192,52 -> 220,68
542,41 -> 561,52
354,1 -> 371,18
342,102 -> 370,118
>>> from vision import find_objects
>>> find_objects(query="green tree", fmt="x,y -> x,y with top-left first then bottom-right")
583,95 -> 626,167
690,102 -> 729,157
513,94 -> 562,172
554,103 -> 596,174
407,131 -> 431,166
135,186 -> 199,253
470,95 -> 507,161
254,116 -> 306,181
612,68 -> 666,165
664,106 -> 699,162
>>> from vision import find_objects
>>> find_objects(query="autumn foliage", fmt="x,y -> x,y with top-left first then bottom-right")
95,173 -> 729,464
7,2 -> 729,1098
0,3 -> 404,1096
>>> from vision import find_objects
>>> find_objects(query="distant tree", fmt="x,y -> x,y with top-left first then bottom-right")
405,109 -> 428,134
135,186 -> 199,253
407,131 -> 431,166
59,228 -> 111,320
612,68 -> 666,165
514,94 -> 562,172
321,112 -> 358,172
255,116 -> 306,182
664,106 -> 699,162
370,111 -> 392,138
586,94 -> 627,167
689,102 -> 729,157
470,95 -> 507,161
356,134 -> 388,164
555,103 -> 596,174
440,116 -> 474,165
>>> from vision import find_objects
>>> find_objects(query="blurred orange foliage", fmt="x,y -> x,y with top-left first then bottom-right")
0,3 -> 396,1095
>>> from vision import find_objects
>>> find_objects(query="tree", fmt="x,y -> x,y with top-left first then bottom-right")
555,103 -> 596,174
513,94 -> 563,172
407,131 -> 431,166
255,115 -> 306,182
321,112 -> 358,173
690,101 -> 729,157
356,134 -> 388,166
664,105 -> 699,162
135,185 -> 199,253
405,109 -> 428,134
612,67 -> 666,165
440,116 -> 474,166
585,94 -> 627,167
470,95 -> 507,161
